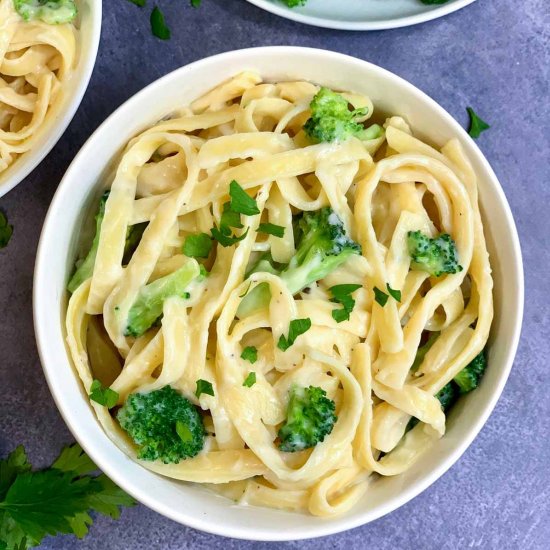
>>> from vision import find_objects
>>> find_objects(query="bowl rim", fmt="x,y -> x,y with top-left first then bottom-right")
33,46 -> 524,541
243,0 -> 477,31
0,0 -> 102,198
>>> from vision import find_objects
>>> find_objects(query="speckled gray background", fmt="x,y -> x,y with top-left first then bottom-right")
1,0 -> 549,548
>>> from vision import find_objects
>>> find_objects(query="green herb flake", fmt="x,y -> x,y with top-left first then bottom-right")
175,420 -> 193,443
183,233 -> 212,258
373,286 -> 389,307
229,180 -> 259,216
241,346 -> 258,364
128,0 -> 146,6
467,107 -> 490,138
329,283 -> 362,323
0,211 -> 13,249
277,318 -> 312,351
195,379 -> 214,398
190,0 -> 201,7
257,223 -> 285,238
89,380 -> 119,409
211,225 -> 249,247
220,201 -> 243,230
386,283 -> 401,302
150,6 -> 170,40
243,372 -> 257,388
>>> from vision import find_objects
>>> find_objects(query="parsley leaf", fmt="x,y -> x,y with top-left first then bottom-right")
0,444 -> 134,548
243,372 -> 257,387
373,286 -> 389,307
176,421 -> 193,443
150,6 -> 170,40
386,283 -> 401,302
467,107 -> 490,138
127,0 -> 146,6
183,233 -> 212,258
229,180 -> 259,216
277,318 -> 312,351
220,201 -> 243,229
190,0 -> 201,7
329,283 -> 362,323
0,211 -> 13,249
89,380 -> 119,409
195,379 -> 214,398
211,225 -> 249,247
52,444 -> 96,477
257,223 -> 285,238
241,346 -> 258,364
0,447 -> 31,501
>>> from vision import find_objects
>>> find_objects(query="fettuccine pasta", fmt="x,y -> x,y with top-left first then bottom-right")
66,72 -> 493,517
0,0 -> 77,174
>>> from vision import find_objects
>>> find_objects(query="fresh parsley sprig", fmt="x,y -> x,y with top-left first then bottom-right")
195,379 -> 214,398
329,283 -> 362,323
0,444 -> 134,549
466,107 -> 490,138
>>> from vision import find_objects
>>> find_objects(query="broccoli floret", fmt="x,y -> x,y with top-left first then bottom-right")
303,87 -> 383,144
407,230 -> 463,277
124,260 -> 200,338
278,385 -> 337,452
123,222 -> 148,265
453,350 -> 487,393
117,386 -> 205,463
14,0 -> 77,24
67,192 -> 109,293
238,208 -> 361,316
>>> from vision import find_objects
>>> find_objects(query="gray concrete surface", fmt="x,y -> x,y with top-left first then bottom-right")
1,0 -> 549,548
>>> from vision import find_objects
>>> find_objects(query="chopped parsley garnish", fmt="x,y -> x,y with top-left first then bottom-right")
211,225 -> 249,247
467,107 -> 490,138
373,286 -> 389,307
195,379 -> 214,398
0,443 -> 134,548
257,223 -> 285,238
220,201 -> 243,229
127,0 -> 146,6
241,346 -> 258,364
329,283 -> 362,323
183,233 -> 212,258
277,318 -> 312,351
89,380 -> 119,409
190,0 -> 201,7
229,180 -> 260,216
150,6 -> 170,40
243,372 -> 257,387
0,211 -> 13,249
386,283 -> 401,302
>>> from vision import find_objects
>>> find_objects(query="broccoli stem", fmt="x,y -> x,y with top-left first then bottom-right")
124,260 -> 200,338
67,192 -> 109,294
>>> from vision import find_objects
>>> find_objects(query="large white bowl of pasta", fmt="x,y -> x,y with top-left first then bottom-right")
34,47 -> 523,540
0,0 -> 101,197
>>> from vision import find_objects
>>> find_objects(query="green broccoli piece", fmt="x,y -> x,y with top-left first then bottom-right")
407,230 -> 463,277
238,208 -> 361,316
124,260 -> 200,337
67,192 -> 109,293
117,386 -> 205,463
278,385 -> 337,452
453,350 -> 487,394
303,87 -> 383,144
14,0 -> 77,24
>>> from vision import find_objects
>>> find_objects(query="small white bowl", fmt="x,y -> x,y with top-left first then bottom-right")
244,0 -> 477,31
0,0 -> 101,197
33,47 -> 524,541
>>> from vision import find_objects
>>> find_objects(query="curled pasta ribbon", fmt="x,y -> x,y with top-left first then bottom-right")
0,0 -> 76,174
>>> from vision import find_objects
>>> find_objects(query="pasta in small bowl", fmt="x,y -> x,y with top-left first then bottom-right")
33,47 -> 523,541
0,0 -> 101,197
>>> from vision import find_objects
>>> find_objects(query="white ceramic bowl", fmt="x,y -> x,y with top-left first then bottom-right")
0,0 -> 101,197
33,47 -> 524,541
244,0 -> 477,31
